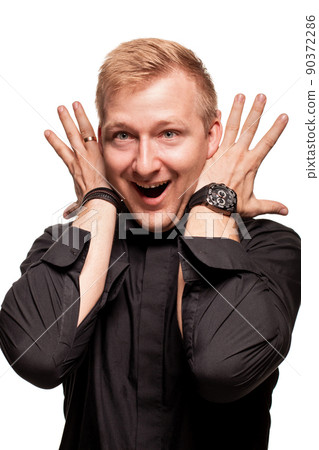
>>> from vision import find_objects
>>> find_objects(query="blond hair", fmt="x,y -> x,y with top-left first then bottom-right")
95,38 -> 217,134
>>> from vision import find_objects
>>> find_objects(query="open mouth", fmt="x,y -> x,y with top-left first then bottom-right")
134,181 -> 170,198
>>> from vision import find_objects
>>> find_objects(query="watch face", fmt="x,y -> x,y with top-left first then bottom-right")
207,184 -> 237,212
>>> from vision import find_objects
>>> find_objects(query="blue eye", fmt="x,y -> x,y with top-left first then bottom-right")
116,132 -> 129,140
163,131 -> 176,139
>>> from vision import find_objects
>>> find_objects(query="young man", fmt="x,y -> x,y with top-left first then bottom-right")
0,38 -> 300,449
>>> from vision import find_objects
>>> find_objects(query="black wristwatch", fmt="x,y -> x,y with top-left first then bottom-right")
187,183 -> 237,215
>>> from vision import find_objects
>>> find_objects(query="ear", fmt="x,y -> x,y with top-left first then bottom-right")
206,110 -> 223,160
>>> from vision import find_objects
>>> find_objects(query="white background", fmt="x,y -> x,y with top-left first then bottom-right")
0,0 -> 317,448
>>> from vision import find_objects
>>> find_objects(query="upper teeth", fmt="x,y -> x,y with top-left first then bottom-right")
136,181 -> 168,189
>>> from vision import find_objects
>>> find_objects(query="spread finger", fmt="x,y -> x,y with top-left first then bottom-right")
238,94 -> 266,147
72,101 -> 97,143
222,94 -> 245,149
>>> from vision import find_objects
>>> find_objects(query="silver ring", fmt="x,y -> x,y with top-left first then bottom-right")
84,136 -> 97,142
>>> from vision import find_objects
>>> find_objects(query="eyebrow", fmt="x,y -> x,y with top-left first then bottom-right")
102,118 -> 189,133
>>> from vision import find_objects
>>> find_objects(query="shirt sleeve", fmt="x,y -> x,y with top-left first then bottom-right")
177,217 -> 301,404
0,222 -> 126,389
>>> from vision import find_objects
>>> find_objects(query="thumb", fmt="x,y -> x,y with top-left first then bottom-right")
63,201 -> 81,219
256,199 -> 289,216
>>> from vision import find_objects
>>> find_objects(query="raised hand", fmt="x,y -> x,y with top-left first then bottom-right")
44,101 -> 110,218
197,94 -> 289,217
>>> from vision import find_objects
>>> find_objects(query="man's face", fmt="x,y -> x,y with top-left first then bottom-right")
98,71 -> 221,232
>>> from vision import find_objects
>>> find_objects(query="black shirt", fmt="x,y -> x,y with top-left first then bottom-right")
0,215 -> 301,449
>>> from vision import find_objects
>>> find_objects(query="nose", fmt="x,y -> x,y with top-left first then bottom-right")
132,137 -> 161,179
